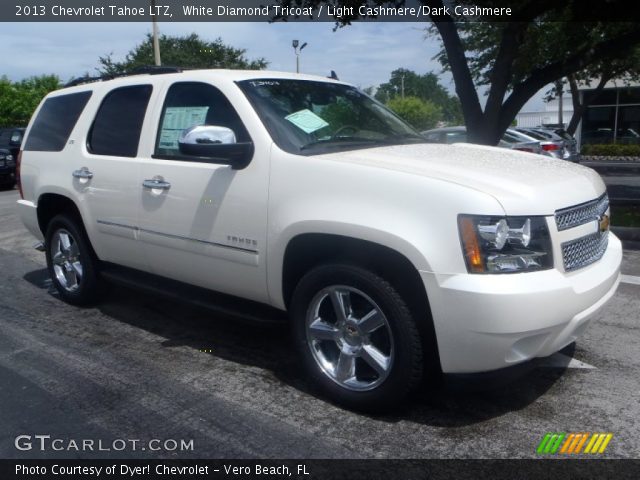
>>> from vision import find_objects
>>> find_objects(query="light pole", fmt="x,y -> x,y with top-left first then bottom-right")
292,40 -> 307,73
151,0 -> 161,66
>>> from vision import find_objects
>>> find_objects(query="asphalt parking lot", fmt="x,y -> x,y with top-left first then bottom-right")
0,188 -> 639,459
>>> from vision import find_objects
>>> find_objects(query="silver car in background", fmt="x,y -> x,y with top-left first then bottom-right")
515,127 -> 577,162
422,126 -> 542,154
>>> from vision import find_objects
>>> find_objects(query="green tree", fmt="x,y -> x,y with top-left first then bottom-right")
386,96 -> 441,131
98,33 -> 268,75
375,69 -> 462,124
274,0 -> 640,145
0,75 -> 60,127
427,15 -> 640,144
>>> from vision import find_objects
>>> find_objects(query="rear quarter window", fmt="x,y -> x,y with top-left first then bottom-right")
88,85 -> 153,158
24,91 -> 92,152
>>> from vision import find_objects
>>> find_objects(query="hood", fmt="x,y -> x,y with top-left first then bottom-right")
317,142 -> 605,215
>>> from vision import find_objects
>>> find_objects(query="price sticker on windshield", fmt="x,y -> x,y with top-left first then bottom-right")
285,109 -> 329,134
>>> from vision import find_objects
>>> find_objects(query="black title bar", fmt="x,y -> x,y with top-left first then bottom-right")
3,0 -> 637,22
2,459 -> 640,480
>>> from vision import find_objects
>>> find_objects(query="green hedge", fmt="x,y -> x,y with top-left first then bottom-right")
611,206 -> 640,228
581,144 -> 640,156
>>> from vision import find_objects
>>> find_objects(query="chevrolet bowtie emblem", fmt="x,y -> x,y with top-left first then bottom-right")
599,213 -> 610,233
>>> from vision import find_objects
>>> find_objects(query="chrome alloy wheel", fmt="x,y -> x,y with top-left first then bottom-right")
50,229 -> 83,292
305,286 -> 394,391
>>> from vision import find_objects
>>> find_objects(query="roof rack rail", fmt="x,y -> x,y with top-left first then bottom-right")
64,65 -> 183,88
129,65 -> 183,75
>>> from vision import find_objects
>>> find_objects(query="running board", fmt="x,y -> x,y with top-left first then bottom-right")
100,263 -> 287,326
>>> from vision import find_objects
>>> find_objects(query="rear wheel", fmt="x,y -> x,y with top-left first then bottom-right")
45,214 -> 102,305
290,264 -> 423,412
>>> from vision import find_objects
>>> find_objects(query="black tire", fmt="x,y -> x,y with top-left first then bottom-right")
45,213 -> 102,306
290,264 -> 423,412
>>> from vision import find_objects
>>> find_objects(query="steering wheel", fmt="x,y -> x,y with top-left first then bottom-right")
331,125 -> 359,139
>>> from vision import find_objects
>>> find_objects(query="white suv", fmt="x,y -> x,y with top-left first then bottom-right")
16,69 -> 622,411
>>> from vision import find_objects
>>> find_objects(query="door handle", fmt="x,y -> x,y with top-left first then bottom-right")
142,178 -> 171,190
72,167 -> 93,179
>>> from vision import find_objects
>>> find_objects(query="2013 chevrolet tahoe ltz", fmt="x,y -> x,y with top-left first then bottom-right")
16,69 -> 622,411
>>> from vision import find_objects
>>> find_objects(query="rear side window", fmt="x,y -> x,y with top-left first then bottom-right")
24,91 -> 92,152
88,85 -> 152,157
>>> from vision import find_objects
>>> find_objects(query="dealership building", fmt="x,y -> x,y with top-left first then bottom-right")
516,80 -> 640,148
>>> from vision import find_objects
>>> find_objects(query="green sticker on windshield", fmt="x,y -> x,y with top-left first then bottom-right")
285,109 -> 329,134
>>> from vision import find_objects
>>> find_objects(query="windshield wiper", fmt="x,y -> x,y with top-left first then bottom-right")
385,133 -> 428,143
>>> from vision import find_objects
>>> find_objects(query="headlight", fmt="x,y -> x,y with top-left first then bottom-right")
458,215 -> 553,273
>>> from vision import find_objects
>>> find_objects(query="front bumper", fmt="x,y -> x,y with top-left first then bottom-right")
421,232 -> 622,373
17,199 -> 43,241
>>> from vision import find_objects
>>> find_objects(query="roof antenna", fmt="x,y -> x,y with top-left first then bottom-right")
329,70 -> 339,80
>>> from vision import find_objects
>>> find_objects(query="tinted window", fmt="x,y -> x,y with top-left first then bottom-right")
618,87 -> 640,105
516,129 -> 545,140
155,82 -> 250,157
24,91 -> 92,152
88,85 -> 152,157
583,89 -> 617,106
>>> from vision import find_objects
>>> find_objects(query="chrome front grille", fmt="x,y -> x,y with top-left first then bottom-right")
561,231 -> 609,272
555,194 -> 609,231
555,193 -> 610,271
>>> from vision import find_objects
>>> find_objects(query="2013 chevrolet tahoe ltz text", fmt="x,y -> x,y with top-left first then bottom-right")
16,69 -> 622,411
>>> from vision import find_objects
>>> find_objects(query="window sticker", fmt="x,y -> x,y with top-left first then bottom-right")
285,109 -> 329,134
158,106 -> 209,150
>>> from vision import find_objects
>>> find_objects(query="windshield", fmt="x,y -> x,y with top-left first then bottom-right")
237,79 -> 426,155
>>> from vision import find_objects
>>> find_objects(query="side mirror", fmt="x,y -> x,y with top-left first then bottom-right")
178,125 -> 254,170
180,125 -> 236,145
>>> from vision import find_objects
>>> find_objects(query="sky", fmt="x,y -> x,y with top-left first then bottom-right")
0,21 -> 545,110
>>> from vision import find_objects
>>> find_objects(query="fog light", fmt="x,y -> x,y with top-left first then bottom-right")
487,252 -> 544,272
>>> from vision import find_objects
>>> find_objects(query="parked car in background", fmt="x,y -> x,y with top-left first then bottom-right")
582,128 -> 640,146
0,128 -> 24,189
548,128 -> 579,155
422,126 -> 542,154
502,129 -> 544,155
0,148 -> 16,189
514,127 -> 576,162
0,127 -> 25,160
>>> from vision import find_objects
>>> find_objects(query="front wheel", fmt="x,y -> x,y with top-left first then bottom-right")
290,264 -> 423,412
45,214 -> 102,305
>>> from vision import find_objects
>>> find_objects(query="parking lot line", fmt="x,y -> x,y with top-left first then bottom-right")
621,274 -> 640,286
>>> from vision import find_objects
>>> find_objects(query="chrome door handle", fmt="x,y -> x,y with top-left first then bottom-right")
143,178 -> 171,190
72,167 -> 93,179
